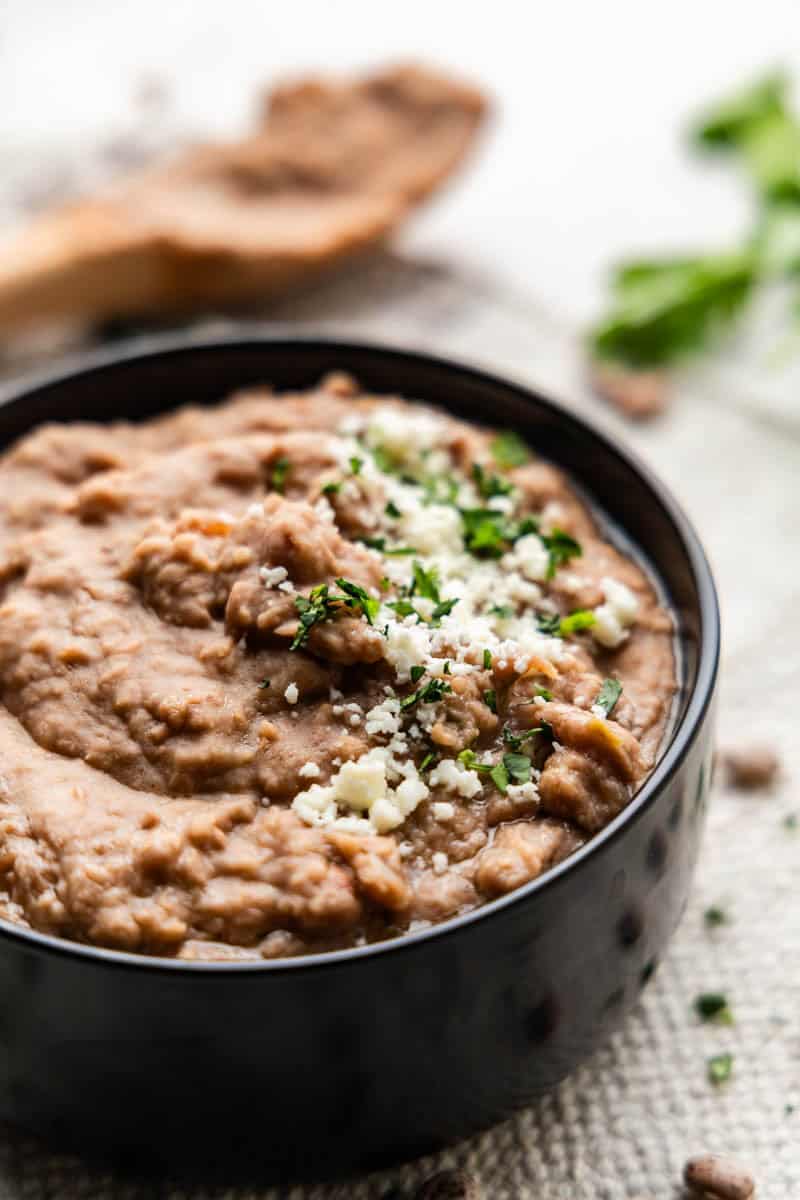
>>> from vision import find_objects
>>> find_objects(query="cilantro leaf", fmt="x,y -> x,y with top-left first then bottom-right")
536,612 -> 562,636
707,1052 -> 734,1085
502,723 -> 550,752
704,905 -> 728,928
388,599 -> 422,620
589,250 -> 757,368
400,678 -> 452,711
695,993 -> 733,1024
410,665 -> 426,684
503,752 -> 532,785
543,528 -> 583,579
490,604 -> 514,619
270,456 -> 290,493
358,536 -> 418,556
489,762 -> 509,793
472,462 -> 514,500
334,578 -> 380,624
258,678 -> 271,689
349,456 -> 363,476
385,500 -> 402,519
491,431 -> 531,468
595,677 -> 623,717
558,609 -> 596,636
321,480 -> 341,496
419,751 -> 438,772
483,689 -> 497,713
291,578 -> 380,649
411,561 -> 441,602
483,648 -> 493,669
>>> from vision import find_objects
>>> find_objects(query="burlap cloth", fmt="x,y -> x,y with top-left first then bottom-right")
0,254 -> 796,1199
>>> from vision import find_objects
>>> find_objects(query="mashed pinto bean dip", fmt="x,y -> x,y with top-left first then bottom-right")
0,373 -> 675,959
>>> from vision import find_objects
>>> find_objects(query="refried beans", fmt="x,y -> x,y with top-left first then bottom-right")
0,372 -> 676,959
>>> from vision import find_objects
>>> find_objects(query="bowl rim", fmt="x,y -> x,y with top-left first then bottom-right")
0,332 -> 720,975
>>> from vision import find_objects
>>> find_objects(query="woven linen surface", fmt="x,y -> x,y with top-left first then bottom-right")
0,255 -> 797,1200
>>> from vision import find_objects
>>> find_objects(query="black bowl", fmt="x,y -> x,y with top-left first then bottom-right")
0,336 -> 718,1183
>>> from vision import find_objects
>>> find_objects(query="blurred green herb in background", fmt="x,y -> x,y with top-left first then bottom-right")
589,71 -> 800,383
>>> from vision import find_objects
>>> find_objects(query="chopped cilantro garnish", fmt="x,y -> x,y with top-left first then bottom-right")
385,500 -> 402,519
290,578 -> 379,649
321,480 -> 341,496
410,665 -> 426,684
388,599 -> 422,620
472,462 -> 514,500
558,609 -> 596,637
335,578 -> 380,625
349,456 -> 363,476
536,612 -> 562,636
431,598 -> 459,622
503,752 -> 532,785
543,528 -> 582,579
258,678 -> 271,689
457,747 -> 533,793
695,993 -> 733,1024
704,905 -> 728,928
411,561 -> 441,602
379,576 -> 391,592
443,661 -> 451,675
595,677 -> 623,717
400,678 -> 452,711
358,536 -> 417,556
785,813 -> 798,831
534,685 -> 553,701
490,604 -> 514,619
483,689 -> 497,713
483,649 -> 493,669
371,445 -> 396,473
502,722 -> 550,752
707,1052 -> 734,1085
419,752 -> 438,772
270,456 -> 290,493
291,585 -> 336,650
421,474 -> 461,506
491,430 -> 531,468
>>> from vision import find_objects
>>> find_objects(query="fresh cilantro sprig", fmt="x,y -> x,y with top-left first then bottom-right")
290,579 -> 380,650
595,677 -> 623,717
400,677 -> 452,711
589,71 -> 800,372
694,993 -> 733,1025
472,462 -> 514,500
270,456 -> 290,493
457,747 -> 532,793
490,431 -> 531,468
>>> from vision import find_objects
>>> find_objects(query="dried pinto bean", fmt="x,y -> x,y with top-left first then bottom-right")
721,745 -> 780,790
684,1152 -> 756,1199
415,1169 -> 481,1199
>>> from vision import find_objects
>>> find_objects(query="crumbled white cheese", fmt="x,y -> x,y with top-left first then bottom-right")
428,757 -> 483,799
247,502 -> 264,518
292,748 -> 429,835
397,502 -> 463,555
365,696 -> 402,738
260,565 -> 288,588
284,683 -> 299,705
432,851 -> 449,875
502,533 -> 549,583
432,801 -> 456,821
383,619 -> 432,683
592,576 -> 639,649
298,762 -> 320,779
506,781 -> 540,806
